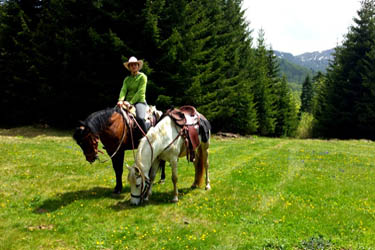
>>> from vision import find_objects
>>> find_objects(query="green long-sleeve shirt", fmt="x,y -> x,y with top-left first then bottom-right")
118,72 -> 147,104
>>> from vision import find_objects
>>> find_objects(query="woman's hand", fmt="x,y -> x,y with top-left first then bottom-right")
117,100 -> 124,107
117,101 -> 131,109
123,101 -> 131,109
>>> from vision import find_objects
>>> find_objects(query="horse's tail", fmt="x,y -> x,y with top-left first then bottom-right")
194,138 -> 209,187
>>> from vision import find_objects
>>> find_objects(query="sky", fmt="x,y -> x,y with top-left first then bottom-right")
242,0 -> 361,55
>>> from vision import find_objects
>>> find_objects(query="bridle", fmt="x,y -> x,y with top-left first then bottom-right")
130,122 -> 184,203
130,165 -> 151,203
78,132 -> 100,163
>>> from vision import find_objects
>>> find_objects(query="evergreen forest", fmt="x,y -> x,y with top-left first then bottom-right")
1,0 -> 375,139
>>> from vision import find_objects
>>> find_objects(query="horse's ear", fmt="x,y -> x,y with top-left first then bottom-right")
154,110 -> 163,121
73,125 -> 85,142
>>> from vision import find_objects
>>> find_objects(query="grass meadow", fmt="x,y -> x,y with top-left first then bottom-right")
1,127 -> 375,249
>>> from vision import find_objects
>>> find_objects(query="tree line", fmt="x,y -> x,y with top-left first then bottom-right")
300,0 -> 375,140
0,0 -> 298,136
1,0 -> 374,139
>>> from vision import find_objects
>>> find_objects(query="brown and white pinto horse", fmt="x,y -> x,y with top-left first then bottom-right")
73,107 -> 165,194
127,108 -> 211,205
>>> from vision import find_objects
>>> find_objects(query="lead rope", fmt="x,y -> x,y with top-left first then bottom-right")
128,113 -> 154,203
130,115 -> 154,166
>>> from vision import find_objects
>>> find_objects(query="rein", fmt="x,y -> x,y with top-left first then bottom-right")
110,108 -> 128,158
97,108 -> 127,164
129,115 -> 154,164
128,117 -> 155,203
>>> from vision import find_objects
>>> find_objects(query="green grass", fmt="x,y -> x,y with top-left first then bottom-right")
1,127 -> 375,249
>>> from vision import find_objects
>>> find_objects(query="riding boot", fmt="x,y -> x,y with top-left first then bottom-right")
145,120 -> 151,131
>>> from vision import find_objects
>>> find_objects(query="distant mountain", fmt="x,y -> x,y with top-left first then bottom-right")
278,58 -> 313,84
274,48 -> 335,83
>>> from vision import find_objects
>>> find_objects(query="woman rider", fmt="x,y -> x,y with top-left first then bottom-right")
117,56 -> 149,133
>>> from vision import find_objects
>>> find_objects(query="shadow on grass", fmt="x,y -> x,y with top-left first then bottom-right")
110,187 -> 194,210
33,186 -> 130,213
0,126 -> 72,138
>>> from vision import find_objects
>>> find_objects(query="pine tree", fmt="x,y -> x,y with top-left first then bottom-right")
300,75 -> 313,113
0,0 -> 41,125
355,0 -> 375,138
316,0 -> 375,139
311,72 -> 326,116
253,29 -> 276,136
0,0 -> 270,135
145,0 -> 258,133
275,76 -> 298,136
143,0 -> 213,108
1,0 -> 147,126
201,0 -> 258,134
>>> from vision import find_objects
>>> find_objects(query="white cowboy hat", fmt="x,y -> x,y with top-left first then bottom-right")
124,56 -> 143,71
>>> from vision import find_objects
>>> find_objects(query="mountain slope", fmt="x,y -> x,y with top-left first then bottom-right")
274,48 -> 334,83
275,49 -> 334,73
278,58 -> 313,83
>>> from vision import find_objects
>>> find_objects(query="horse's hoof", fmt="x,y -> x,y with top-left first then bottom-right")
158,179 -> 165,184
191,184 -> 198,189
171,197 -> 179,203
205,184 -> 211,190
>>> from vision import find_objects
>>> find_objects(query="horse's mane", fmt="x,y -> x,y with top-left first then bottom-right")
83,107 -> 118,135
136,116 -> 170,167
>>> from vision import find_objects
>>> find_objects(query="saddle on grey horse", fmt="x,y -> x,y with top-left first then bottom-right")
166,105 -> 210,162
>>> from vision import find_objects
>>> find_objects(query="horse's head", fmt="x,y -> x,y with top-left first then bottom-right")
127,164 -> 148,205
73,123 -> 100,163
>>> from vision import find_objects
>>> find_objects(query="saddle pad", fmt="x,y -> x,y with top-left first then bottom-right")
199,114 -> 211,143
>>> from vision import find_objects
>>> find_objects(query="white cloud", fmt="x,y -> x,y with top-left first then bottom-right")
242,0 -> 361,55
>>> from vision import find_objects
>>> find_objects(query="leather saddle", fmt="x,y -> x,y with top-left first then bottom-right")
166,105 -> 200,162
120,105 -> 162,132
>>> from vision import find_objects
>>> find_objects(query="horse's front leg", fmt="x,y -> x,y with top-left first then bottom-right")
145,159 -> 160,200
171,159 -> 179,203
111,150 -> 124,194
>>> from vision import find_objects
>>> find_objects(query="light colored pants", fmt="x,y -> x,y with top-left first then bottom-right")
135,102 -> 148,132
